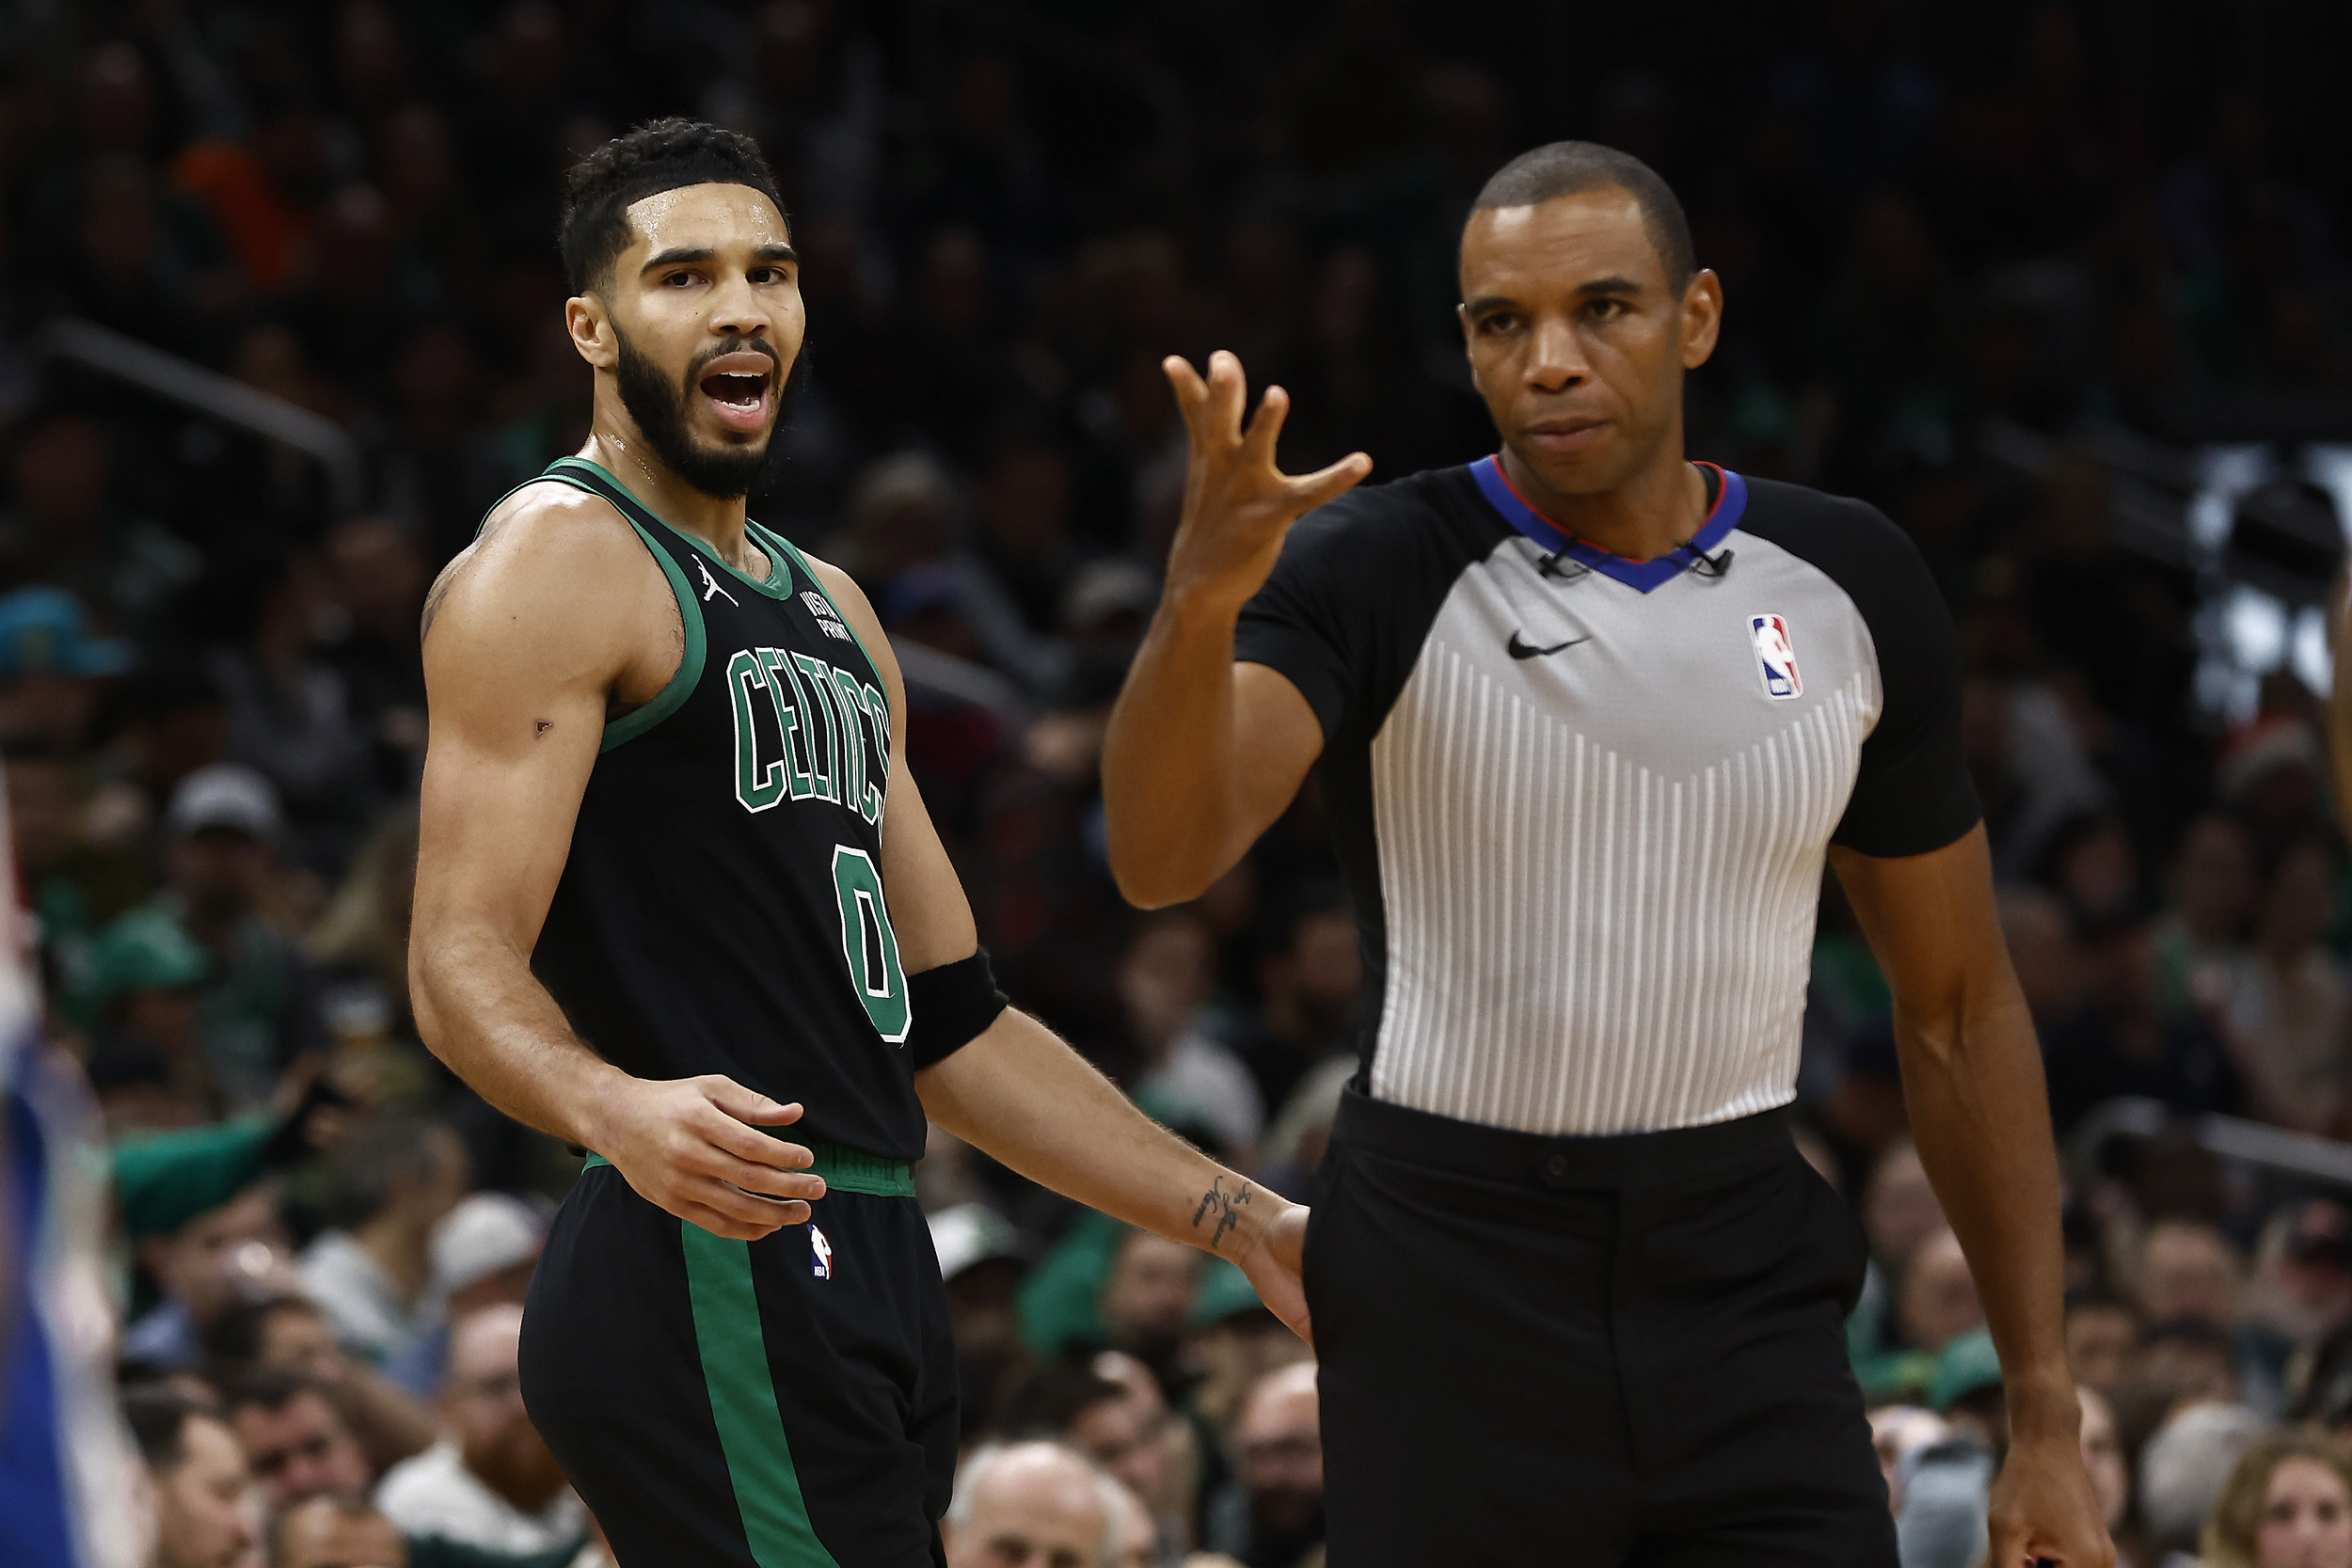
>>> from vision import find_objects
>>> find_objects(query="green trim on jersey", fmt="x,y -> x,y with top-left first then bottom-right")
552,456 -> 799,601
600,524 -> 706,752
527,461 -> 709,753
679,1223 -> 842,1568
581,1142 -> 915,1198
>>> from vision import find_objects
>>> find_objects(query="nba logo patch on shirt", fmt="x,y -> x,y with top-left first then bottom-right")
1748,614 -> 1803,700
810,1225 -> 834,1279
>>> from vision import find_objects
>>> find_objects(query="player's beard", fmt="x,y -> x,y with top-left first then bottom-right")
613,325 -> 806,500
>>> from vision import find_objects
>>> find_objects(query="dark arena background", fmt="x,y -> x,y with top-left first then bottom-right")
7,4 -> 2352,1567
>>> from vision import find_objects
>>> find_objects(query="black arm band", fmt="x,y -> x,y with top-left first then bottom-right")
906,947 -> 1009,1069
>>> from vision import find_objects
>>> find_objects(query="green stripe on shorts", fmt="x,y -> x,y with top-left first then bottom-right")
679,1222 -> 842,1568
580,1139 -> 914,1198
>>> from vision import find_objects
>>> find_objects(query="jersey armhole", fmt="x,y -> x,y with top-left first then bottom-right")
525,467 -> 708,752
601,517 -> 707,752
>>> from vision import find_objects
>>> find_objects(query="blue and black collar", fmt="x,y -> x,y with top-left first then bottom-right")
1470,454 -> 1747,593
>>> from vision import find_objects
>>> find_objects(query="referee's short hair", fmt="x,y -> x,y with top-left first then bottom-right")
1470,141 -> 1696,287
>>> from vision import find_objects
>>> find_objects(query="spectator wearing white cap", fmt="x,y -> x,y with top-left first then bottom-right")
146,762 -> 329,1111
932,1200 -> 1030,1434
382,1192 -> 548,1399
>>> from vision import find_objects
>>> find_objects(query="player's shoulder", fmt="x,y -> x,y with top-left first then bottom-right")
422,477 -> 661,648
474,475 -> 647,567
1732,475 -> 1936,606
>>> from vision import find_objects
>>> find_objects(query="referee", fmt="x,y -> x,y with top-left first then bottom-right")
1102,142 -> 2112,1567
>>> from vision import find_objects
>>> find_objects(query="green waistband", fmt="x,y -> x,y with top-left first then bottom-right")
580,1140 -> 914,1198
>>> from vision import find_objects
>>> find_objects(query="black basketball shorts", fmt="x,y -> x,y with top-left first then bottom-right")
519,1151 -> 958,1568
1307,1089 -> 1896,1568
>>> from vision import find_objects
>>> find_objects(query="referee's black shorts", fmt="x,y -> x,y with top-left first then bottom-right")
519,1155 -> 958,1568
1308,1088 -> 1895,1568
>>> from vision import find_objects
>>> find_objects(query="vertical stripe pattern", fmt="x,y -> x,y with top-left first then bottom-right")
1367,643 -> 1873,1135
679,1223 -> 841,1568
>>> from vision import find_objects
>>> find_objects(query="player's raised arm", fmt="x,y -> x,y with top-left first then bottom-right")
1100,351 -> 1370,908
409,486 -> 824,1243
807,557 -> 1314,1340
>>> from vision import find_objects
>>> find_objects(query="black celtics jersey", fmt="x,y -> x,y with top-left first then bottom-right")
522,457 -> 924,1161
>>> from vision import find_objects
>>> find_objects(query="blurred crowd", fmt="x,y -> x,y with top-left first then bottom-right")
6,1 -> 2352,1566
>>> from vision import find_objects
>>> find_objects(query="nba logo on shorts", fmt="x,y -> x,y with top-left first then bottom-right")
810,1226 -> 834,1280
1748,614 -> 1803,700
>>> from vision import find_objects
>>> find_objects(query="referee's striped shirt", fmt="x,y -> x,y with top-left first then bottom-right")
1234,459 -> 1979,1136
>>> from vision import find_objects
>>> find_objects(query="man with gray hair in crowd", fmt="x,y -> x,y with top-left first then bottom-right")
944,1440 -> 1115,1568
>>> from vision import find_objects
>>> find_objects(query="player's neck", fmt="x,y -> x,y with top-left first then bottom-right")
579,421 -> 758,570
1498,440 -> 1708,562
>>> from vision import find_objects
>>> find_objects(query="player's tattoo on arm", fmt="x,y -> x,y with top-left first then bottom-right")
1193,1173 -> 1253,1252
420,557 -> 465,639
421,522 -> 502,640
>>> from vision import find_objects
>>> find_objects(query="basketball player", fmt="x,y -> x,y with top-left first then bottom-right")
408,119 -> 1305,1568
1102,142 -> 2112,1566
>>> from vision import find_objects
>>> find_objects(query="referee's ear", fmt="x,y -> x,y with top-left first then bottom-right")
1677,268 -> 1724,371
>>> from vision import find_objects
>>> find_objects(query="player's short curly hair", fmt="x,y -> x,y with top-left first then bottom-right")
558,118 -> 786,294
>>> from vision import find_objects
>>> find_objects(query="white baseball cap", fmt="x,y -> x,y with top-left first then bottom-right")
929,1203 -> 1022,1283
431,1192 -> 547,1298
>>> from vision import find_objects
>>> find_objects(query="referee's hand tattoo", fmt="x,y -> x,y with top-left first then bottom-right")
1194,1175 -> 1252,1251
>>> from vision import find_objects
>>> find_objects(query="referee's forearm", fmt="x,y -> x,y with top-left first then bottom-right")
1103,590 -> 1251,907
1896,982 -> 2080,1433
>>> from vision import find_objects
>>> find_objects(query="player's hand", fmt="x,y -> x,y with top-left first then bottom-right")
593,1075 -> 827,1241
1161,350 -> 1372,609
1236,1199 -> 1312,1346
1987,1431 -> 2116,1568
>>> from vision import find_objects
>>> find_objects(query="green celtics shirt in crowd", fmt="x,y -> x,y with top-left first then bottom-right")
521,457 -> 925,1163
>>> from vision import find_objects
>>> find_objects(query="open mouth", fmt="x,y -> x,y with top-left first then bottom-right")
695,352 -> 777,433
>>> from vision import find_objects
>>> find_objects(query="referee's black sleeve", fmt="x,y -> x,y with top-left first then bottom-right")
1233,470 -> 1492,742
1234,505 -> 1359,737
1820,504 -> 1981,858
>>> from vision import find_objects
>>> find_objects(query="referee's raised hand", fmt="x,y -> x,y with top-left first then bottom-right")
1104,354 -> 1368,909
1161,350 -> 1373,608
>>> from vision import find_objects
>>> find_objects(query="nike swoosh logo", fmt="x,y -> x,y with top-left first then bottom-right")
1507,631 -> 1589,659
